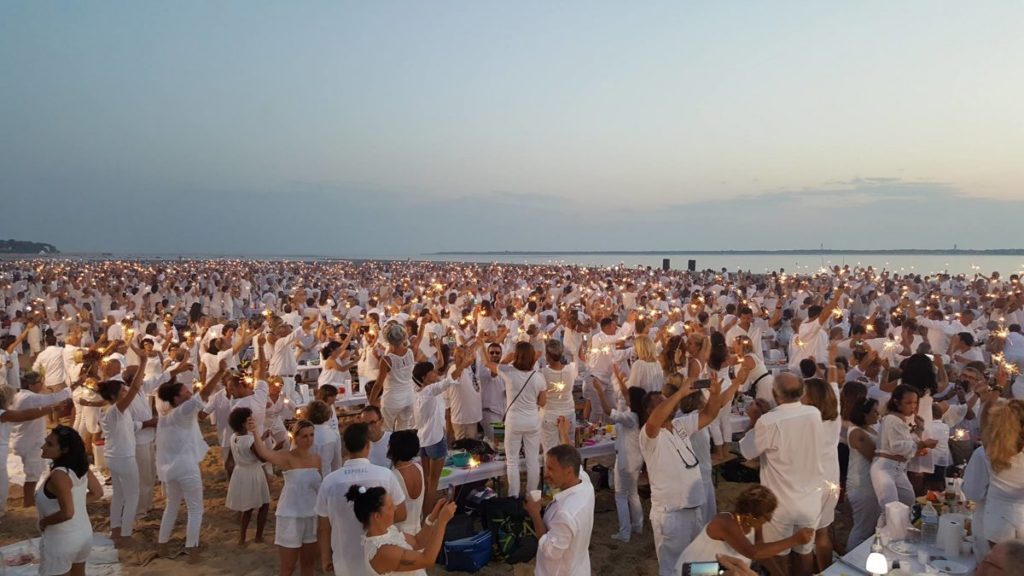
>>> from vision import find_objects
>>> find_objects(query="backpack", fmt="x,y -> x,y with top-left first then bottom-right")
481,496 -> 537,564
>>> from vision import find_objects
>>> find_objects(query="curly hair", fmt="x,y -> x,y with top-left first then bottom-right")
734,485 -> 778,521
984,399 -> 1024,474
306,400 -> 332,425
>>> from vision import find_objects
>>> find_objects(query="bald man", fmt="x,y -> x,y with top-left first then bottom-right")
739,372 -> 825,576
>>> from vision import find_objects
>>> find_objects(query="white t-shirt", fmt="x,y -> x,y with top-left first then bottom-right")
640,412 -> 705,511
101,404 -> 138,459
446,364 -> 482,425
415,378 -> 455,447
315,458 -> 407,576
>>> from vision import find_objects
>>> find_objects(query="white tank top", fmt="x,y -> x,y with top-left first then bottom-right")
846,425 -> 876,490
681,517 -> 753,567
277,467 -> 322,518
36,467 -> 91,534
392,462 -> 424,536
381,350 -> 415,408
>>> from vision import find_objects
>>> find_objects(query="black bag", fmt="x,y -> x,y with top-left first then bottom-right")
481,496 -> 537,564
451,438 -> 495,457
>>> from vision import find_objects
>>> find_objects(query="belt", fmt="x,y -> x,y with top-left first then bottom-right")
877,453 -> 907,462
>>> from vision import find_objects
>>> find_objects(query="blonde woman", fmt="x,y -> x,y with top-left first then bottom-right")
732,335 -> 773,409
370,324 -> 426,431
623,336 -> 664,393
981,399 -> 1024,546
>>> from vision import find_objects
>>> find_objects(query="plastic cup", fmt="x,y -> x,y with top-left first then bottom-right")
530,490 -> 542,502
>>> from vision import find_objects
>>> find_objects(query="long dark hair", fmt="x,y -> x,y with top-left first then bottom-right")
707,331 -> 728,371
50,425 -> 90,477
627,386 -> 647,427
345,484 -> 388,528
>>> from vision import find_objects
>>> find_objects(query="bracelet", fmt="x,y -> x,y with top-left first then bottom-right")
425,516 -> 436,527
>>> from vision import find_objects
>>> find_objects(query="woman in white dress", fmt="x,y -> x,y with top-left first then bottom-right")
845,398 -> 881,549
680,485 -> 813,568
317,338 -> 356,394
346,485 -> 457,576
388,430 -> 424,535
307,400 -> 342,477
226,406 -> 272,544
370,324 -> 426,431
251,420 -> 322,576
37,426 -> 103,576
96,353 -> 147,545
540,339 -> 578,454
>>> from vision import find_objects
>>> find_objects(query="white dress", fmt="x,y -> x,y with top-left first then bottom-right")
226,434 -> 271,511
275,467 -> 322,549
37,467 -> 93,575
363,525 -> 426,576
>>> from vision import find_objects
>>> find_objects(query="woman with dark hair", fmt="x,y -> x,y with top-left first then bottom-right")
251,420 -> 322,576
155,360 -> 225,552
317,334 -> 356,394
592,372 -> 646,543
97,344 -> 147,545
870,385 -> 937,508
345,485 -> 456,576
706,331 -> 735,459
412,357 -> 462,512
681,485 -> 814,568
488,341 -> 546,498
226,406 -> 272,544
387,430 -> 423,536
308,399 -> 342,477
846,398 -> 881,549
37,426 -> 103,576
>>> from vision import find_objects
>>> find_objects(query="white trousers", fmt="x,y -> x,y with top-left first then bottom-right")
136,441 -> 157,514
707,404 -> 732,448
380,403 -> 414,432
107,456 -> 139,537
613,460 -> 644,540
159,472 -> 204,548
650,507 -> 704,576
539,411 -> 575,455
504,428 -> 540,498
846,483 -> 881,549
870,457 -> 914,508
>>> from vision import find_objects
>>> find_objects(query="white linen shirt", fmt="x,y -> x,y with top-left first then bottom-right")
536,479 -> 595,576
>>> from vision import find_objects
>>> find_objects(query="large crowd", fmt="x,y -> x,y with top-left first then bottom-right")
1,258 -> 1023,576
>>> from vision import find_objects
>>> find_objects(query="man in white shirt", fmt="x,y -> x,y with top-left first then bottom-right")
32,332 -> 67,389
725,305 -> 780,361
641,374 -> 729,576
739,372 -> 826,576
587,317 -> 628,424
316,422 -> 407,576
524,444 -> 595,576
360,405 -> 392,468
10,371 -> 72,506
789,288 -> 845,370
478,342 -> 506,441
446,345 -> 482,440
268,317 -> 313,405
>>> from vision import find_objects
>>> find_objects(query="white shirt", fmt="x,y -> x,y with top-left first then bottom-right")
536,479 -> 595,576
415,378 -> 455,447
315,457 -> 407,576
640,412 -> 705,511
739,402 -> 825,524
445,364 -> 482,425
156,394 -> 208,481
877,413 -> 918,459
33,345 -> 67,388
367,431 -> 392,469
101,402 -> 138,459
789,318 -> 828,369
10,388 -> 72,454
626,360 -> 664,393
129,371 -> 170,445
726,321 -> 766,360
270,328 -> 303,376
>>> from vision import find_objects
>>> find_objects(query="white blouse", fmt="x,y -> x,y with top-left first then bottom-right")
877,413 -> 918,460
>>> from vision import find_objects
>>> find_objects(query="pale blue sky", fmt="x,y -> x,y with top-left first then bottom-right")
2,1 -> 1022,255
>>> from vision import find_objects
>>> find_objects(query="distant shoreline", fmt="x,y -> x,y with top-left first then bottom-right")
430,249 -> 1024,256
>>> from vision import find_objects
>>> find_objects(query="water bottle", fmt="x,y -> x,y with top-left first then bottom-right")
921,502 -> 939,545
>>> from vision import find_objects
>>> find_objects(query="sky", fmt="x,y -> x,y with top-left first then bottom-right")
1,1 -> 1022,256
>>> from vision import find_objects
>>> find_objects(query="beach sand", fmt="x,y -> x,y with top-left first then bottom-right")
1,421 -> 852,575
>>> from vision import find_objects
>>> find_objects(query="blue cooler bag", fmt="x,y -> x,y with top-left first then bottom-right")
442,530 -> 492,572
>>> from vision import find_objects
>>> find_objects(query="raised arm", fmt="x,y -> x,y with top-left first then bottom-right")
115,346 -> 148,412
644,377 -> 695,439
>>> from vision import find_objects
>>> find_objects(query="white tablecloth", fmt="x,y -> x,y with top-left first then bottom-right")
821,534 -> 977,576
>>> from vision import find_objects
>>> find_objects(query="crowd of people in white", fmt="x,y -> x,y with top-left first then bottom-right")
1,259 -> 1023,576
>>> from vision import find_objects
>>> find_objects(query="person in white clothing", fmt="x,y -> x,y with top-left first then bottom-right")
97,354 -> 147,545
641,372 -> 729,576
869,385 -> 936,509
362,405 -> 393,468
788,288 -> 845,371
801,376 -> 841,571
308,400 -> 342,477
412,356 -> 464,512
524,444 -> 595,576
252,420 -> 323,576
346,484 -> 457,576
844,398 -> 882,550
739,372 -> 826,576
445,343 -> 482,441
387,430 -> 424,536
316,422 -> 408,576
591,370 -> 646,542
540,340 -> 578,454
489,342 -> 547,498
370,323 -> 426,431
979,399 -> 1024,546
32,332 -> 68,388
36,426 -> 103,576
154,361 -> 225,551
7,371 -> 72,508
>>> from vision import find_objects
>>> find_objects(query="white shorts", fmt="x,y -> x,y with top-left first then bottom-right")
39,527 -> 92,575
763,517 -> 815,555
274,515 -> 317,548
818,484 -> 840,529
18,450 -> 46,483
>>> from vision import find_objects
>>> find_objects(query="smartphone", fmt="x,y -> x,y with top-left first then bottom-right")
692,379 -> 712,390
683,561 -> 723,576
